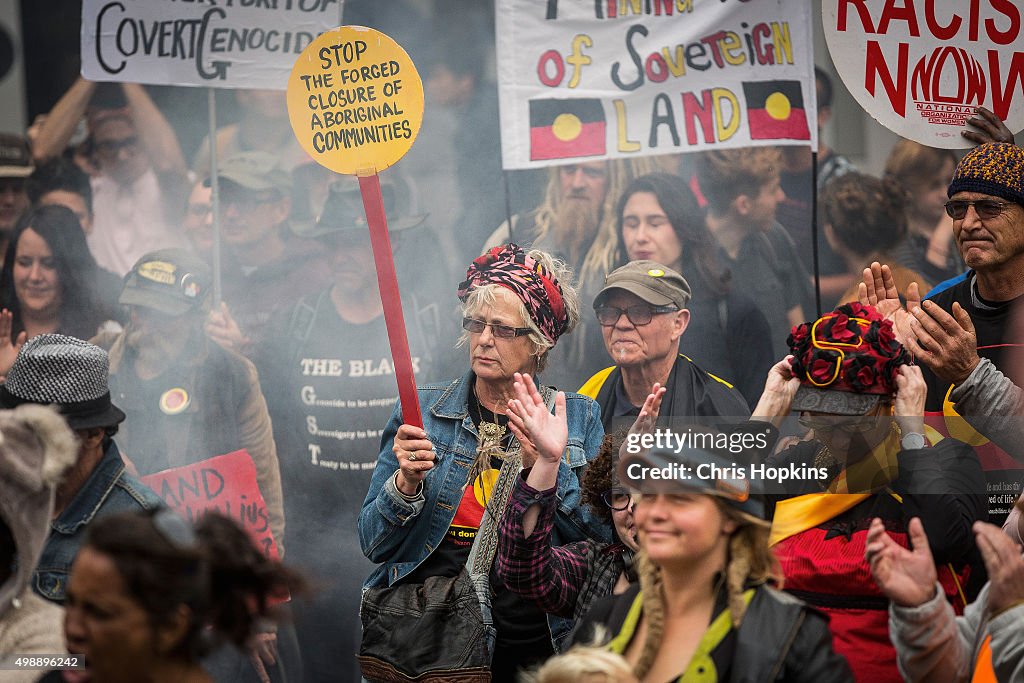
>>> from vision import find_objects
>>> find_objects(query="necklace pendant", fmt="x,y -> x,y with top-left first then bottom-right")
479,420 -> 507,455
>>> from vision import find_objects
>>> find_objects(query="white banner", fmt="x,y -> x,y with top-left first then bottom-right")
824,1 -> 1024,148
81,0 -> 342,90
496,0 -> 816,170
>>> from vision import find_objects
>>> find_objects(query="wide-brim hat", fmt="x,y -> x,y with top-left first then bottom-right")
293,177 -> 426,239
0,334 -> 126,430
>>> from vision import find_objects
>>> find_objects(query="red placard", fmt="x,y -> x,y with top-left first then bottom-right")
140,450 -> 280,560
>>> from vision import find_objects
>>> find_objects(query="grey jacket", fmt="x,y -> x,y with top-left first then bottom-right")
949,357 -> 1024,461
890,581 -> 1024,682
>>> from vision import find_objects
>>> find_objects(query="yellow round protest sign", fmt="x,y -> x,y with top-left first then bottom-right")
287,26 -> 423,175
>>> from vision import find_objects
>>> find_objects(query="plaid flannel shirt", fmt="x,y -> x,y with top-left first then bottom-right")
496,473 -> 627,622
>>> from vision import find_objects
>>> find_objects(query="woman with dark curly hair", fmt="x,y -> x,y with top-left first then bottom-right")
42,509 -> 305,683
821,172 -> 931,306
495,381 -> 664,650
751,302 -> 987,682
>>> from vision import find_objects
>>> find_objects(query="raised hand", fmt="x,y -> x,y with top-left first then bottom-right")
866,517 -> 937,607
507,372 -> 567,466
975,521 -> 1024,617
752,356 -> 801,427
906,301 -> 981,384
619,384 -> 666,461
858,262 -> 919,346
0,309 -> 26,380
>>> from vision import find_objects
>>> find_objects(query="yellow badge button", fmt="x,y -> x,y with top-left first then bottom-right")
159,388 -> 190,416
647,269 -> 665,277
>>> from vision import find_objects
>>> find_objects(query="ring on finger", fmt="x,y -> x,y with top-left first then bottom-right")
408,453 -> 419,462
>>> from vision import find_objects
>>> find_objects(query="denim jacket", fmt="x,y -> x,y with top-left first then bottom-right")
359,372 -> 610,590
34,441 -> 163,603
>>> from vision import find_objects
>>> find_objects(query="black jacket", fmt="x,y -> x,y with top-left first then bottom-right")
573,583 -> 854,682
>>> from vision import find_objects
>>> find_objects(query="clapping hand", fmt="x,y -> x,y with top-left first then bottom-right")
619,384 -> 666,461
858,262 -> 920,347
0,309 -> 25,380
866,517 -> 938,607
507,372 -> 567,467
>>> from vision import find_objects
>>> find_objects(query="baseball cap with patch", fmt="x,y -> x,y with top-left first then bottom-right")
209,151 -> 292,193
0,134 -> 33,178
595,260 -> 691,309
120,249 -> 212,316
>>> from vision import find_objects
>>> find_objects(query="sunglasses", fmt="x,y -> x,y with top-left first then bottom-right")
798,415 -> 879,434
594,304 -> 678,327
94,136 -> 139,157
462,317 -> 532,338
944,199 -> 1011,220
601,488 -> 632,511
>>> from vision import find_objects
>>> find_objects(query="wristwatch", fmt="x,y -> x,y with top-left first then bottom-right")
901,432 -> 928,450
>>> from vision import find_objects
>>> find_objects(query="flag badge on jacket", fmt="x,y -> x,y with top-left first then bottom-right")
529,98 -> 606,161
743,81 -> 811,140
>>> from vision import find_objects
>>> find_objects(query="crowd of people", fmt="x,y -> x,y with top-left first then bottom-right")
0,12 -> 1023,683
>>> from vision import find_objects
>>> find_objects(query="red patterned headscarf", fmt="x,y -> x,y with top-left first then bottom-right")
457,244 -> 568,344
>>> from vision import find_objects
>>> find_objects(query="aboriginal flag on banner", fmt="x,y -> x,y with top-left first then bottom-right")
529,98 -> 606,161
743,81 -> 811,140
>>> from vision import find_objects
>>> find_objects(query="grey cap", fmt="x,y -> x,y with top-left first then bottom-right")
595,260 -> 691,308
209,152 -> 292,192
0,334 -> 126,430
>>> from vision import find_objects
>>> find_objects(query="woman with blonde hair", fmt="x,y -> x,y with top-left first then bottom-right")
506,376 -> 852,682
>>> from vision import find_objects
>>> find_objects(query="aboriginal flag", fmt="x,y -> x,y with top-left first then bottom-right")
529,98 -> 606,161
743,81 -> 811,141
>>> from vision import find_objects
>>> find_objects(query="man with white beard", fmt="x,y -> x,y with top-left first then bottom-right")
482,158 -> 659,388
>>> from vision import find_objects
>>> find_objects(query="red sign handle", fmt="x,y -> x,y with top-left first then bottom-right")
358,173 -> 423,428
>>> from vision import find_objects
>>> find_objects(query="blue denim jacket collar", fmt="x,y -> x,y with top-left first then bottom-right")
52,441 -> 126,535
431,371 -> 545,422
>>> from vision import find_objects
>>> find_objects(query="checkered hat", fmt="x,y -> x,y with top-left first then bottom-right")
0,335 -> 125,430
948,142 -> 1024,207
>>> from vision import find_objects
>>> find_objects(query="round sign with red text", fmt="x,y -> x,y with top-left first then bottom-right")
823,2 -> 1024,148
287,25 -> 424,175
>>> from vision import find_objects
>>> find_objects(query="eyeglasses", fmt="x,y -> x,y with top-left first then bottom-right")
94,136 -> 139,157
601,488 -> 632,511
798,415 -> 880,434
462,317 -> 532,338
594,304 -> 678,327
944,199 -> 1011,220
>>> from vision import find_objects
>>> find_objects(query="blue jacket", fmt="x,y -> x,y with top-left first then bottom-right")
358,372 -> 610,590
34,441 -> 163,603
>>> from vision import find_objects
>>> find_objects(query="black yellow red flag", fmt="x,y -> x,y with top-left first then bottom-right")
529,98 -> 606,161
743,81 -> 811,140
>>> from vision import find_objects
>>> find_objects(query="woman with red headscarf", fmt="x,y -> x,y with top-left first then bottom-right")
751,301 -> 987,682
357,244 -> 610,683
